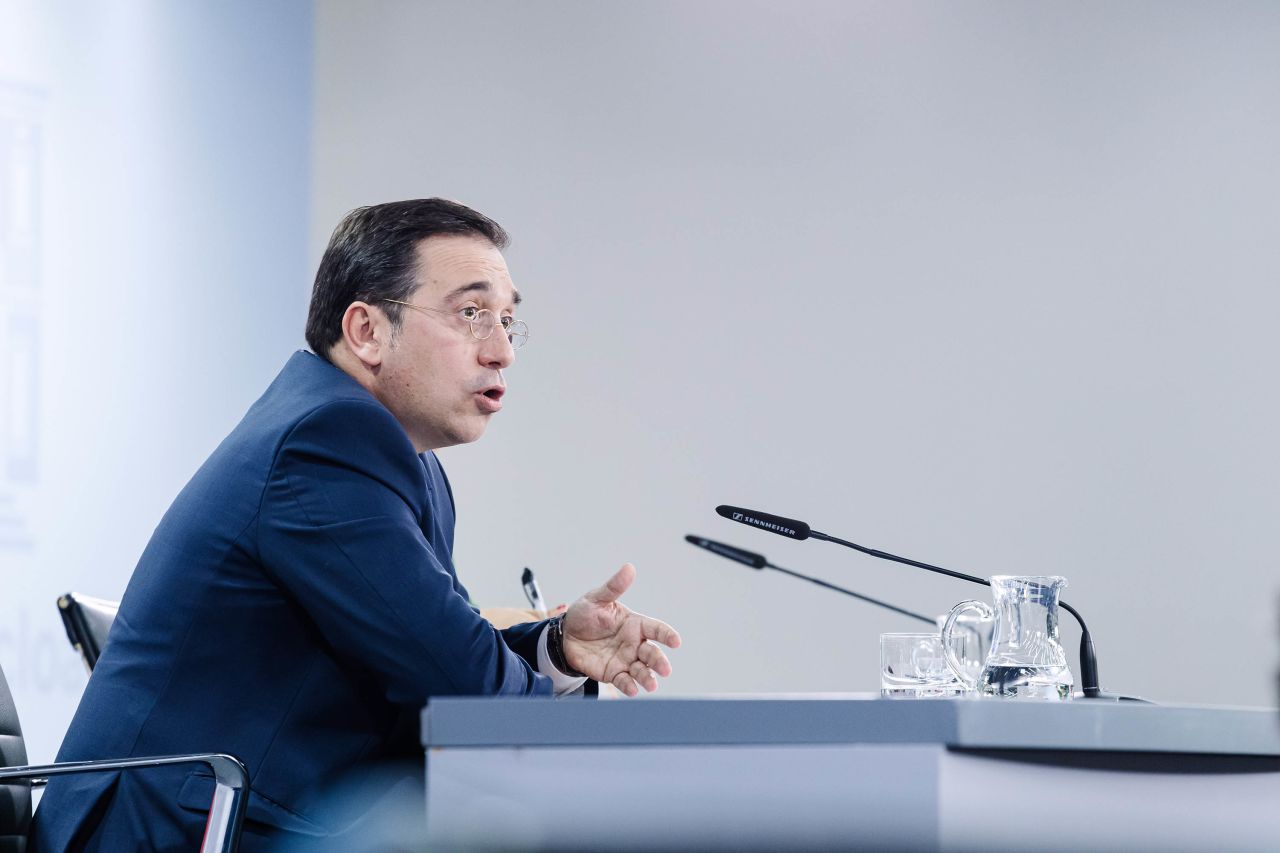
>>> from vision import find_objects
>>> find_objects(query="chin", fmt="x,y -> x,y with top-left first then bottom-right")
444,420 -> 490,448
410,410 -> 492,451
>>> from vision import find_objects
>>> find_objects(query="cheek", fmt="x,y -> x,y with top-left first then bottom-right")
437,348 -> 478,383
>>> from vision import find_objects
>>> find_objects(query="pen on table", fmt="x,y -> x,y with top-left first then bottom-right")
521,567 -> 548,618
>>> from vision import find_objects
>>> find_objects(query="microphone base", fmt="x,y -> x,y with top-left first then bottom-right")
1075,690 -> 1154,704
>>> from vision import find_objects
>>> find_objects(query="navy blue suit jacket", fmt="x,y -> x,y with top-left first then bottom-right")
32,351 -> 554,850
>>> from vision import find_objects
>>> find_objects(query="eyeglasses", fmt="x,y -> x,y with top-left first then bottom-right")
382,299 -> 529,349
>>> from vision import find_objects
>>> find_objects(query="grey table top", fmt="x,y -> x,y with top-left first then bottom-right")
421,693 -> 1280,756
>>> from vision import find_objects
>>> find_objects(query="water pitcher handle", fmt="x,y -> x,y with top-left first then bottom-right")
941,599 -> 992,691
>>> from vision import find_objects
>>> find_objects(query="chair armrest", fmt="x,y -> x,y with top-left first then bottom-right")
0,753 -> 248,853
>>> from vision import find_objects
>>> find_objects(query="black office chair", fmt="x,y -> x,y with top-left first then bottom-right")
0,661 -> 249,852
57,593 -> 119,673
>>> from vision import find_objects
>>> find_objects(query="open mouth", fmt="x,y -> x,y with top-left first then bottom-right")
475,385 -> 505,413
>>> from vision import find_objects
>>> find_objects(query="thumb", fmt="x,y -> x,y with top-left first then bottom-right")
585,563 -> 635,605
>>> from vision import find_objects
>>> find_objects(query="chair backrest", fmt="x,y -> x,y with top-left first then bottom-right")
0,662 -> 31,853
57,593 -> 120,673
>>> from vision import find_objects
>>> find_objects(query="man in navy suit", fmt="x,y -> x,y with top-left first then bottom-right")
32,199 -> 680,850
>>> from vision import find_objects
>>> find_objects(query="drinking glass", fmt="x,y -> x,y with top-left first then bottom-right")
880,632 -> 965,698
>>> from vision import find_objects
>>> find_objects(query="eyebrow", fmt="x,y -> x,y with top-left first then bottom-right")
444,281 -> 522,306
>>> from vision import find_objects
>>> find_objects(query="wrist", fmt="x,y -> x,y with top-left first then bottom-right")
547,615 -> 587,678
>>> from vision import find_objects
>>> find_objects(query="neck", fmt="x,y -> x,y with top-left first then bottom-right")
326,344 -> 378,394
323,346 -> 429,454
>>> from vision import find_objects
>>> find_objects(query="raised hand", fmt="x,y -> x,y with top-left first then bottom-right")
561,564 -> 681,697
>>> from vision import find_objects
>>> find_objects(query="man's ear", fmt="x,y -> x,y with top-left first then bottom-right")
340,302 -> 387,368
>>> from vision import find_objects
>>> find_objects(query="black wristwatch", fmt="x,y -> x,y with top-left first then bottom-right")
547,615 -> 587,678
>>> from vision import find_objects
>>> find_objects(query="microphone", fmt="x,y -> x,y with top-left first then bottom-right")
685,535 -> 936,627
715,506 -> 811,540
684,535 -> 766,569
716,505 -> 1122,701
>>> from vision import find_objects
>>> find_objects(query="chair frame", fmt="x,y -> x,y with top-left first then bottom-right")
0,753 -> 248,853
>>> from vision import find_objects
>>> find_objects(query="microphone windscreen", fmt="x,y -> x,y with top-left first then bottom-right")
716,505 -> 811,540
684,535 -> 767,569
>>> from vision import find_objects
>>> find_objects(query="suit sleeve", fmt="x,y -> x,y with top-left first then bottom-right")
256,398 -> 553,705
499,621 -> 544,665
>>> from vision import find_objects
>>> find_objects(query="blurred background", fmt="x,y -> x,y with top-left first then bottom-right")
2,0 -> 1277,765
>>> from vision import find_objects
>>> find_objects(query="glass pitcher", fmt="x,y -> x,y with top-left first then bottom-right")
940,575 -> 1073,701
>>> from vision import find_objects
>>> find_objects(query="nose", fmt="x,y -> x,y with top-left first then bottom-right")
478,324 -> 515,370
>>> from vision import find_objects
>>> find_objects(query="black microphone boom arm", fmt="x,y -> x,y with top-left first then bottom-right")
685,534 -> 936,627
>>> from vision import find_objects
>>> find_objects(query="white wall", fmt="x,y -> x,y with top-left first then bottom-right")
313,1 -> 1280,706
0,0 -> 312,763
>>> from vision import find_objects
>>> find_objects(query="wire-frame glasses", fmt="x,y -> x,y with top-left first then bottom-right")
382,299 -> 529,349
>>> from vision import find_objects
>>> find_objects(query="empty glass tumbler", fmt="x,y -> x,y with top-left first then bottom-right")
880,633 -> 966,698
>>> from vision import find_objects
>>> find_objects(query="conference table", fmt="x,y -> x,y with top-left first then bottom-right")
421,694 -> 1280,851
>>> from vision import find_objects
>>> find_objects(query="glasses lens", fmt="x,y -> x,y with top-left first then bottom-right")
469,309 -> 495,340
507,321 -> 529,350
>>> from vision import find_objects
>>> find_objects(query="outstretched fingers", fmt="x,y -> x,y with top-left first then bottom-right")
640,615 -> 681,650
586,563 -> 636,605
637,639 -> 672,678
629,659 -> 658,692
612,671 -> 640,697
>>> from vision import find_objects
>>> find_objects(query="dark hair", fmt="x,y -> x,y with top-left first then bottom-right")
305,198 -> 509,357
